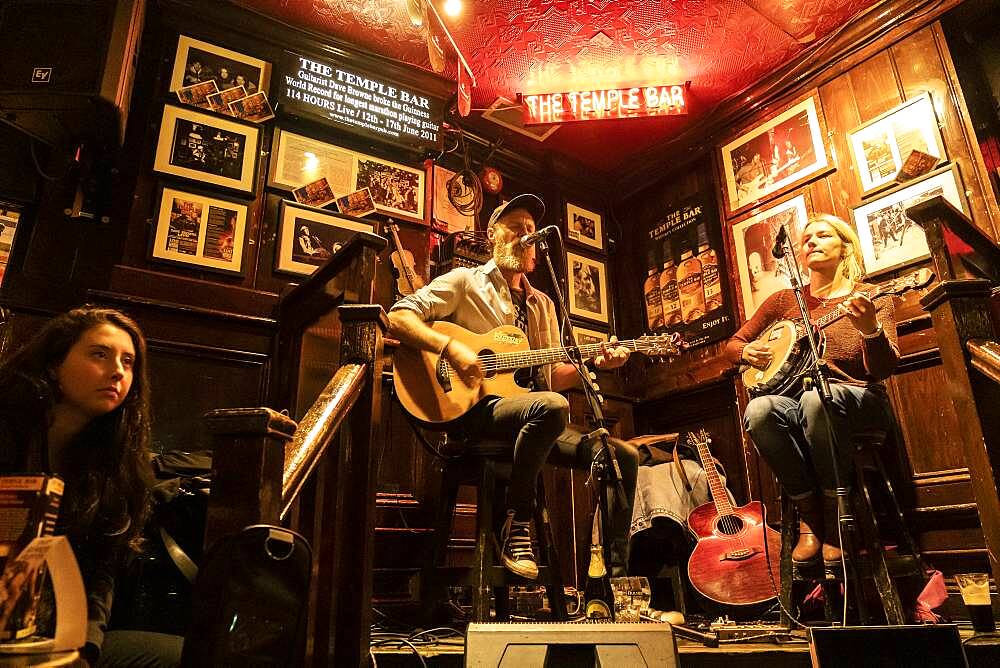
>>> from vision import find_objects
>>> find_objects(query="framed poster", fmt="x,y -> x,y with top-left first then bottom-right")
570,324 -> 609,347
847,92 -> 945,197
432,164 -> 476,232
268,128 -> 355,194
151,186 -> 248,274
355,155 -> 425,221
566,202 -> 604,251
731,193 -> 811,320
851,164 -> 965,277
720,93 -> 829,217
566,251 -> 610,324
169,35 -> 270,96
153,104 -> 260,194
275,201 -> 374,276
0,203 -> 23,288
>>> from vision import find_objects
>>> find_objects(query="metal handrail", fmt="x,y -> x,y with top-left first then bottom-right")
280,362 -> 367,519
968,339 -> 1000,387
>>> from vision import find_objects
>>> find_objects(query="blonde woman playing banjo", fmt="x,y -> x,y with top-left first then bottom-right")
724,213 -> 900,566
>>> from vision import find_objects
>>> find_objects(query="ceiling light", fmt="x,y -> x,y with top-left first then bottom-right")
443,0 -> 462,17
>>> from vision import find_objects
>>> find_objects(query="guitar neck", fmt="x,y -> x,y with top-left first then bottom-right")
481,339 -> 647,372
694,439 -> 733,516
388,225 -> 419,287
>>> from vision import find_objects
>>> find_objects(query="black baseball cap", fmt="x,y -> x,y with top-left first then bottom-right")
487,193 -> 546,228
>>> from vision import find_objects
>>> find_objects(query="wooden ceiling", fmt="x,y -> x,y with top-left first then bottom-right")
237,0 -> 881,170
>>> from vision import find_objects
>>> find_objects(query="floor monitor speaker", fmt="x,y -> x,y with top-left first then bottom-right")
808,624 -> 966,667
465,621 -> 678,667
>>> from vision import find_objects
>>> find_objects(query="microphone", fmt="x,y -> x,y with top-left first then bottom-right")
518,225 -> 559,247
771,224 -> 788,259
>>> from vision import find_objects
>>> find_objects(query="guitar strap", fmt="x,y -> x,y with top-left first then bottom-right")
627,433 -> 692,492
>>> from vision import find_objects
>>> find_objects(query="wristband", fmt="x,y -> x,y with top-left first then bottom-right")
860,322 -> 883,339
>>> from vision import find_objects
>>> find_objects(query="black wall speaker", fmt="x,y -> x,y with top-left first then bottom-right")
464,621 -> 679,667
809,624 -> 967,667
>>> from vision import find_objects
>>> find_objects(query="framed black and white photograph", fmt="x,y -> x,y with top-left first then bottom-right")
847,93 -> 944,197
355,156 -> 425,221
169,35 -> 270,96
275,201 -> 374,276
151,186 -> 248,274
153,104 -> 260,194
566,202 -> 604,251
0,203 -> 23,288
851,163 -> 965,277
731,193 -> 811,320
570,324 -> 609,347
720,93 -> 829,217
432,164 -> 476,232
567,251 -> 610,324
268,128 -> 355,194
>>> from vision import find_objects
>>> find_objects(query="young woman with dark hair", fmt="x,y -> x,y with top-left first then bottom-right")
0,305 -> 181,666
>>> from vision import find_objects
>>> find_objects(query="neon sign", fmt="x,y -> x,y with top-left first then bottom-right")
519,84 -> 688,125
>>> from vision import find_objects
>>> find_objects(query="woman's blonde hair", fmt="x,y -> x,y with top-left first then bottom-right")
803,213 -> 865,283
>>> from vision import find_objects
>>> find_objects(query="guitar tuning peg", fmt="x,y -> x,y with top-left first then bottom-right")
596,394 -> 605,404
588,371 -> 597,380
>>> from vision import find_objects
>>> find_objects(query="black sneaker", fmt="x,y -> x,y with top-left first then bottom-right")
500,510 -> 538,580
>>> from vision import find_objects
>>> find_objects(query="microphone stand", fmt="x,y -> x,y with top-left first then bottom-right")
772,225 -> 865,625
536,234 -> 627,615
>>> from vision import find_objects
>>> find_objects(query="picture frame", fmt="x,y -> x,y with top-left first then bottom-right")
169,35 -> 270,97
731,192 -> 812,320
566,251 -> 610,324
355,154 -> 425,221
719,93 -> 830,217
432,164 -> 476,232
153,104 -> 260,195
566,202 -> 605,251
847,92 -> 945,197
570,324 -> 609,347
851,163 -> 965,278
151,185 -> 248,275
275,201 -> 374,276
0,203 -> 24,288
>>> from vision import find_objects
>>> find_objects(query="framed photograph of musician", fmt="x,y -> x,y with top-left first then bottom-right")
851,163 -> 966,278
169,35 -> 270,97
566,251 -> 610,324
847,92 -> 945,197
570,324 -> 609,347
731,192 -> 812,320
153,104 -> 260,195
275,200 -> 374,276
150,185 -> 248,275
719,92 -> 830,218
565,202 -> 605,251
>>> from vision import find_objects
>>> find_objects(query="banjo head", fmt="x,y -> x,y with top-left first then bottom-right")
742,320 -> 802,394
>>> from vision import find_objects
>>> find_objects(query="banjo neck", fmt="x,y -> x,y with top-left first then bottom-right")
810,286 -> 881,330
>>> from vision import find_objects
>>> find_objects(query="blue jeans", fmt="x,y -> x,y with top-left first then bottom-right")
744,385 -> 894,497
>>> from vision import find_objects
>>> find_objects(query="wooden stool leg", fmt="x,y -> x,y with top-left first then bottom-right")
473,460 -> 497,622
856,466 -> 906,624
533,476 -> 567,621
779,494 -> 796,627
420,464 -> 462,623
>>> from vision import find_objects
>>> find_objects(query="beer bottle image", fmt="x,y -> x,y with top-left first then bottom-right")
658,240 -> 682,326
643,250 -> 663,330
584,544 -> 614,620
696,222 -> 722,313
677,243 -> 706,323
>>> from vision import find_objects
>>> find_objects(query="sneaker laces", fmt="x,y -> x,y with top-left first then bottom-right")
504,513 -> 534,561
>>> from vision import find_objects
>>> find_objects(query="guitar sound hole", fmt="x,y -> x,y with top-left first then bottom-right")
479,348 -> 496,379
716,514 -> 744,535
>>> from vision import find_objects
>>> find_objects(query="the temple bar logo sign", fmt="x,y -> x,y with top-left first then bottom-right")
519,84 -> 688,125
279,52 -> 443,151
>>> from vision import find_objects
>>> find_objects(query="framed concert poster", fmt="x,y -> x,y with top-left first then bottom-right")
847,92 -> 945,197
731,193 -> 811,320
566,202 -> 605,251
570,323 -> 609,347
354,155 -> 425,222
275,201 -> 374,276
719,93 -> 829,218
153,104 -> 260,195
169,35 -> 271,96
567,251 -> 610,324
851,164 -> 965,278
151,185 -> 248,275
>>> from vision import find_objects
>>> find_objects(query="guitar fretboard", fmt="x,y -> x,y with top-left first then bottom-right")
691,433 -> 733,516
477,339 -> 655,372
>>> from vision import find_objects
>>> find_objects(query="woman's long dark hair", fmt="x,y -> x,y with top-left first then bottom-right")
0,306 -> 152,551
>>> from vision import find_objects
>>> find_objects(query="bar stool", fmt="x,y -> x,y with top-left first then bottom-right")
420,439 -> 568,623
779,427 -> 925,625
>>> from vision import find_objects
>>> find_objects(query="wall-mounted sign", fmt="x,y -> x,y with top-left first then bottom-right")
277,51 -> 444,151
519,84 -> 687,125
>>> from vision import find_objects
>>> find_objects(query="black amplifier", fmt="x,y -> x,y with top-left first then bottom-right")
435,231 -> 491,277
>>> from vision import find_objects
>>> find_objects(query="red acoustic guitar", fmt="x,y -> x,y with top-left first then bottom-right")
686,429 -> 781,606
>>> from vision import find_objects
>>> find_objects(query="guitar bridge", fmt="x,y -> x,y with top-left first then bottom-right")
436,357 -> 452,392
721,547 -> 759,562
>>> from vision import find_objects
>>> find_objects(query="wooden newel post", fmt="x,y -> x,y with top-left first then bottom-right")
908,196 -> 1000,588
329,304 -> 388,668
202,407 -> 298,549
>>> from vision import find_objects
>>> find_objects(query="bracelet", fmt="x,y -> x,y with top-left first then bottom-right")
860,322 -> 883,339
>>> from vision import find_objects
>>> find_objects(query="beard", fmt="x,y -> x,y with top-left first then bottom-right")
493,241 -> 530,273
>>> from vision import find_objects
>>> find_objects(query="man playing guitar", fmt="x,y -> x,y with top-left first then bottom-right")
388,194 -> 638,580
724,213 -> 900,566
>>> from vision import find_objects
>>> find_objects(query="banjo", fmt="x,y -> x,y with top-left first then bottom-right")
742,268 -> 934,397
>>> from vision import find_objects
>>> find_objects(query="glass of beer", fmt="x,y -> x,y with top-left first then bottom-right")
955,573 -> 996,634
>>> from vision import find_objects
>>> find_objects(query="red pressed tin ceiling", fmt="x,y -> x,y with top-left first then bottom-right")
237,0 -> 879,170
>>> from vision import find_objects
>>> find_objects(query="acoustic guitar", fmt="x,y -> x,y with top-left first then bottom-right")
742,267 -> 934,397
686,429 -> 782,607
386,221 -> 424,296
392,321 -> 679,425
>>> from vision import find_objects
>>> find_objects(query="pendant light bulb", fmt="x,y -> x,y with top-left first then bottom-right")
443,0 -> 462,17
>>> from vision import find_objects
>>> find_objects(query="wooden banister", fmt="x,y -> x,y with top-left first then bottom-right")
968,339 -> 1000,387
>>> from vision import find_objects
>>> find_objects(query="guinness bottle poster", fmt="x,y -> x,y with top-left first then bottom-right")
644,194 -> 735,348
